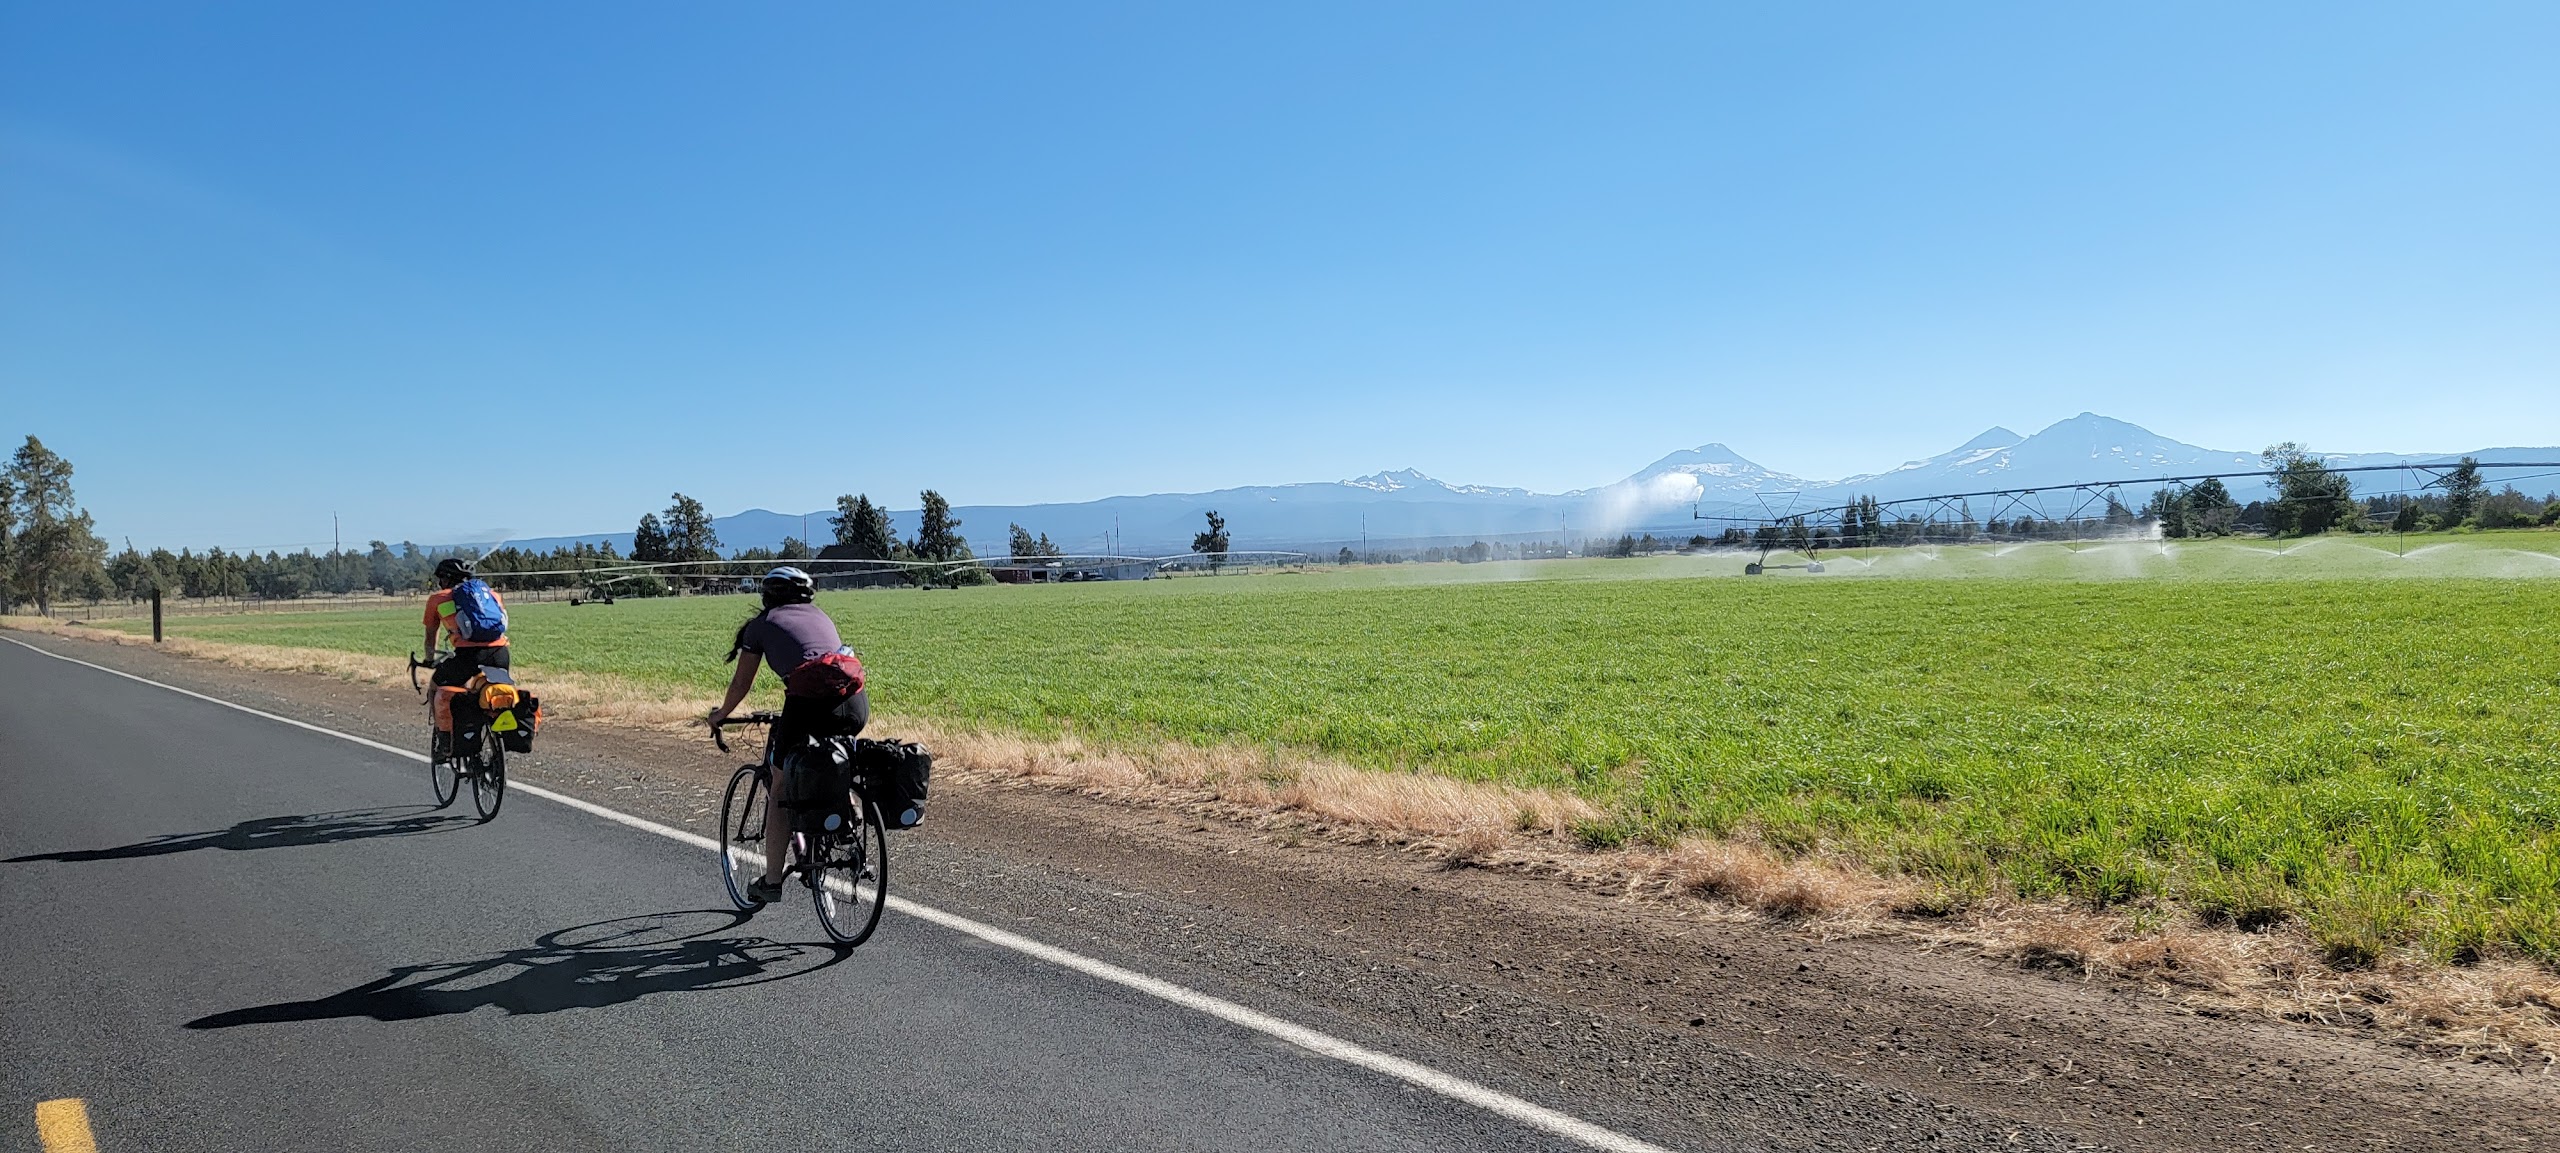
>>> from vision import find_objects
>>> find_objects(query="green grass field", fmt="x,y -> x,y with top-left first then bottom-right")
96,535 -> 2560,966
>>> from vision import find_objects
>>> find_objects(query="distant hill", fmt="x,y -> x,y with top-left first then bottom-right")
499,413 -> 2560,556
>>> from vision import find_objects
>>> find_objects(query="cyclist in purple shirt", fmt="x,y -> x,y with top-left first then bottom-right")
709,566 -> 870,903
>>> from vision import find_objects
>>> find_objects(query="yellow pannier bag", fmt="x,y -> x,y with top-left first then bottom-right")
480,682 -> 521,712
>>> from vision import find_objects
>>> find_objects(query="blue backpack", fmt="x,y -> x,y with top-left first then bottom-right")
450,578 -> 508,643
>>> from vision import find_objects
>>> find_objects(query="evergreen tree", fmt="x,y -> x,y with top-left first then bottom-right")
6,436 -> 109,614
631,513 -> 670,563
829,493 -> 897,559
1008,522 -> 1037,561
2261,443 -> 2355,535
1191,510 -> 1230,573
777,536 -> 814,560
909,491 -> 967,561
2444,456 -> 2486,524
0,466 -> 15,607
906,490 -> 984,585
662,492 -> 721,560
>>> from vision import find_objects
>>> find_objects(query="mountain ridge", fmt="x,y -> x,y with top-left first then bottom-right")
499,413 -> 2560,556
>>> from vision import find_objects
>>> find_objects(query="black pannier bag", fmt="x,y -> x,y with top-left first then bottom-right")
775,738 -> 853,822
851,738 -> 931,829
495,693 -> 541,753
447,695 -> 487,757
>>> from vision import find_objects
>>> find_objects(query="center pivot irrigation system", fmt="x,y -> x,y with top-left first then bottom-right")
1694,460 -> 2560,574
454,551 -> 1314,604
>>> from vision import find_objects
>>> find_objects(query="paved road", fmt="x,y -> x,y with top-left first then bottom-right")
0,639 -> 1667,1153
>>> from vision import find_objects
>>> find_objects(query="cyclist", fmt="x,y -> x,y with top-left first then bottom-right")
708,566 -> 870,904
421,557 -> 509,748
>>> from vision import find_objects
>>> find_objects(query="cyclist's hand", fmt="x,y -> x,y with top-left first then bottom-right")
706,705 -> 731,728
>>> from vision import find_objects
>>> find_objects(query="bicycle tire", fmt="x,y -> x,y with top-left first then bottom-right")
810,799 -> 888,945
429,731 -> 460,809
471,745 -> 506,822
717,765 -> 767,911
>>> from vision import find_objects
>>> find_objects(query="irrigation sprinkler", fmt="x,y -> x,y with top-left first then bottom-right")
1694,460 -> 2560,574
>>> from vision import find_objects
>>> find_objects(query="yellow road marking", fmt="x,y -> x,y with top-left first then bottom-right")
35,1099 -> 99,1153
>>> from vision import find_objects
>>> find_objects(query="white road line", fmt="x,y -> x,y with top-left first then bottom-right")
3,635 -> 1678,1153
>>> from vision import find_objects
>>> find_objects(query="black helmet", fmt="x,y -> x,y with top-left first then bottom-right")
434,558 -> 474,586
761,565 -> 815,606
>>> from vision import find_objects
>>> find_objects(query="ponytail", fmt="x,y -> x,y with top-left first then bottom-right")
725,608 -> 769,664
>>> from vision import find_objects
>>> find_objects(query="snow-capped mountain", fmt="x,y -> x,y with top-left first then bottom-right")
1339,469 -> 1535,499
1820,413 -> 2263,503
500,415 -> 2559,555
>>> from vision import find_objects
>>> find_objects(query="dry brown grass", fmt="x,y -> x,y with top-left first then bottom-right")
875,719 -> 1597,860
1,616 -> 716,727
13,614 -> 2556,1064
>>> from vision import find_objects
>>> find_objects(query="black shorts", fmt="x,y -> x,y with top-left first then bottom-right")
432,646 -> 510,688
774,688 -> 869,755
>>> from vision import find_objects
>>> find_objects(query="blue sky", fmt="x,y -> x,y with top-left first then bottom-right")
4,2 -> 2553,550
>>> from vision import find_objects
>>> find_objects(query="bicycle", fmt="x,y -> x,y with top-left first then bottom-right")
410,649 -> 507,822
712,713 -> 888,945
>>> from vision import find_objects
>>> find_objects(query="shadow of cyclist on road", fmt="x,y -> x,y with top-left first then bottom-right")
5,805 -> 475,865
184,909 -> 850,1029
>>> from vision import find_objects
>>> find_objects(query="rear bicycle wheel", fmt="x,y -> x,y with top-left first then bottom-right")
429,730 -> 459,809
810,800 -> 888,945
471,745 -> 506,822
717,766 -> 767,911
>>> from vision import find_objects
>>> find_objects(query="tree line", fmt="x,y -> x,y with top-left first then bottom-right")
1709,446 -> 2555,550
19,434 -> 2550,613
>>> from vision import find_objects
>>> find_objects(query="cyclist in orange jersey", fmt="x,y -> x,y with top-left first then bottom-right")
421,558 -> 510,736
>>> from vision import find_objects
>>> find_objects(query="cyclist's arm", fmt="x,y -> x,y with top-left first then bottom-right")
708,653 -> 761,724
421,596 -> 443,658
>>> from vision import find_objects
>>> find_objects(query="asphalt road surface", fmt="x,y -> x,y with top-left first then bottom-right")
0,638 -> 1676,1153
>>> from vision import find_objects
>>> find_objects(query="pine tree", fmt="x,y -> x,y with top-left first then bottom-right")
910,491 -> 966,562
662,493 -> 721,560
829,494 -> 897,559
631,513 -> 670,563
7,436 -> 109,615
2444,456 -> 2486,524
1191,510 -> 1230,573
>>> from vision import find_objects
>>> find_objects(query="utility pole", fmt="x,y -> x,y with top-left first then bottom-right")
333,512 -> 340,556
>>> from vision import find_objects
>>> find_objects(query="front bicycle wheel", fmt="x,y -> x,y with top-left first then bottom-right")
717,766 -> 767,911
471,745 -> 506,822
429,730 -> 460,809
810,800 -> 888,945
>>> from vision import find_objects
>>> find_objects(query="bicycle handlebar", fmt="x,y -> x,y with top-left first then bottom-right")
710,711 -> 783,753
407,650 -> 454,693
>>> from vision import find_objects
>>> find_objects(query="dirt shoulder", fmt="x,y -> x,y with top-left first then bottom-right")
10,627 -> 2550,1152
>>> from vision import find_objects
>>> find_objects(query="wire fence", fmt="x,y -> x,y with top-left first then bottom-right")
4,552 -> 1313,622
11,587 -> 594,624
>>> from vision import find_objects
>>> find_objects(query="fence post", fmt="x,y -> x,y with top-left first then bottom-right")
151,590 -> 163,643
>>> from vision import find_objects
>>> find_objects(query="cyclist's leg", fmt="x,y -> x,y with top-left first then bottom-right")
428,651 -> 480,732
762,691 -> 865,881
761,786 -> 789,886
761,719 -> 803,888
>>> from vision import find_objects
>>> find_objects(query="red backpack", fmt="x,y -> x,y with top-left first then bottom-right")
784,650 -> 866,699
